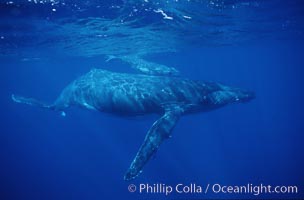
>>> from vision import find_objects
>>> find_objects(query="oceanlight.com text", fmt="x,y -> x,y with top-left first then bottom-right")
211,183 -> 298,196
128,183 -> 298,196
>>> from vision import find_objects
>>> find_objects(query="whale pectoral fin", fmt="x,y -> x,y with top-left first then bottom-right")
124,107 -> 183,180
105,55 -> 118,62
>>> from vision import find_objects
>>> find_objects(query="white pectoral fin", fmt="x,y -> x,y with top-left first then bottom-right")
105,55 -> 118,62
124,107 -> 183,180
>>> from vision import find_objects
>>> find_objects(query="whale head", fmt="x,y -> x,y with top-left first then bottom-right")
227,88 -> 255,103
204,85 -> 255,107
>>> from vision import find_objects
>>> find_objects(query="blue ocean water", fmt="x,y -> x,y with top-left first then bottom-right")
0,0 -> 303,199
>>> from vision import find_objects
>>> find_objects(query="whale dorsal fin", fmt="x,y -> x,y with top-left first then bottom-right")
124,105 -> 184,180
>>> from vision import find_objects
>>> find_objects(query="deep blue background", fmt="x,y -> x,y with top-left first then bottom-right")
0,0 -> 304,199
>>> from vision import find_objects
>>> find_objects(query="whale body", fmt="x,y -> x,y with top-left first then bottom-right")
12,69 -> 254,180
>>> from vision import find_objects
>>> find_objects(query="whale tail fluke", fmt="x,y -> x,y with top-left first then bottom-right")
11,94 -> 55,111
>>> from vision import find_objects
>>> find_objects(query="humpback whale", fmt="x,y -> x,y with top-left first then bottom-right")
12,69 -> 254,180
105,55 -> 180,76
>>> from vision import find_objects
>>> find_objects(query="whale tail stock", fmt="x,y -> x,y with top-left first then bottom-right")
11,94 -> 56,111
